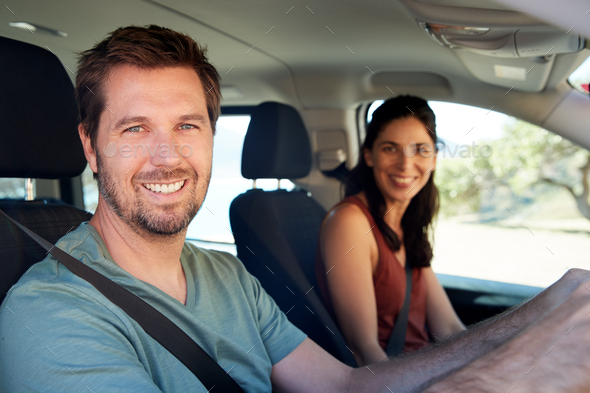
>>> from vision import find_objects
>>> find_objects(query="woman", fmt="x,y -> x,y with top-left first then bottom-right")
315,96 -> 465,366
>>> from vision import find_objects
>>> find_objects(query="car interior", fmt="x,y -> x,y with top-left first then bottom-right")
1,0 -> 589,368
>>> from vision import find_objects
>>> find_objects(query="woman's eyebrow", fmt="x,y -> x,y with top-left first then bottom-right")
377,141 -> 400,147
377,141 -> 433,146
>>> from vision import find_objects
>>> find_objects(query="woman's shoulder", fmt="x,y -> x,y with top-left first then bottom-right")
324,194 -> 372,231
320,194 -> 379,270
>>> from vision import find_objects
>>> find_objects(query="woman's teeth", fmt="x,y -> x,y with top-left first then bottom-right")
143,180 -> 185,194
391,176 -> 413,184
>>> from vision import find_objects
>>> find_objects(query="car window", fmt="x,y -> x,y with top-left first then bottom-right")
367,100 -> 590,288
569,55 -> 590,95
0,178 -> 25,198
81,115 -> 294,253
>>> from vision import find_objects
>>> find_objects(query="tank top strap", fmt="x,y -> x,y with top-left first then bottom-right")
336,196 -> 390,253
338,195 -> 405,278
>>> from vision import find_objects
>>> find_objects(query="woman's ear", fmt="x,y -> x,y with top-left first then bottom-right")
363,147 -> 374,167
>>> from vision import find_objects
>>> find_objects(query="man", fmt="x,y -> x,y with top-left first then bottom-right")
1,25 -> 590,393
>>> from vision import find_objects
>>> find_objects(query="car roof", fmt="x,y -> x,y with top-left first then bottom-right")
1,0 -> 588,147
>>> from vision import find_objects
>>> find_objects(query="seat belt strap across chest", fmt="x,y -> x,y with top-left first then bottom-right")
0,210 -> 245,393
385,260 -> 413,357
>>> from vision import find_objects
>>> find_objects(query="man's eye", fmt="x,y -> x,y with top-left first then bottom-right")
126,126 -> 142,133
179,124 -> 195,130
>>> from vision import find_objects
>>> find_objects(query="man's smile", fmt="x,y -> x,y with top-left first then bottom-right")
142,180 -> 186,195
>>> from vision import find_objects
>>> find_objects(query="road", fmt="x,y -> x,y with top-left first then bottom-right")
432,220 -> 590,288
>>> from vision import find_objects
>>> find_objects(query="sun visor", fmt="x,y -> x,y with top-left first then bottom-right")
455,50 -> 554,92
398,0 -> 586,92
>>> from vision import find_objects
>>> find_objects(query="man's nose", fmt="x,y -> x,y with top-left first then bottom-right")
148,130 -> 184,169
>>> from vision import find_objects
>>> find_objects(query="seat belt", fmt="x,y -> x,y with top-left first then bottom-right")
385,261 -> 413,357
0,210 -> 245,393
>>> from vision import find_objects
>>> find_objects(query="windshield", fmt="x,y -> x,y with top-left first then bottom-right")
569,54 -> 590,94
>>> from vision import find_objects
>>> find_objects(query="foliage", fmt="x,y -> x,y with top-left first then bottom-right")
434,156 -> 481,216
434,118 -> 590,221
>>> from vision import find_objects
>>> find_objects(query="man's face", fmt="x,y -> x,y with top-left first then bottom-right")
82,65 -> 213,236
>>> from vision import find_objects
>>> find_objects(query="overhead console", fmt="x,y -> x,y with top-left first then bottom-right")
399,0 -> 587,92
419,23 -> 584,59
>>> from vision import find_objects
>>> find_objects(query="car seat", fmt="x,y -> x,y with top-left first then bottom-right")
229,102 -> 356,366
0,37 -> 89,304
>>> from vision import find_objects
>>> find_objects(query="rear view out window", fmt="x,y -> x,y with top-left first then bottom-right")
0,179 -> 25,199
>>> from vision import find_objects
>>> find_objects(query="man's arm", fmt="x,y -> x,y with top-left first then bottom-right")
425,280 -> 590,392
272,298 -> 528,393
272,270 -> 590,393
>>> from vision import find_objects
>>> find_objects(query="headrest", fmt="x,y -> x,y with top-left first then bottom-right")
0,37 -> 86,179
241,102 -> 312,180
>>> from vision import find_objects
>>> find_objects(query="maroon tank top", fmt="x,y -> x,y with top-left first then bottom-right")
315,196 -> 429,353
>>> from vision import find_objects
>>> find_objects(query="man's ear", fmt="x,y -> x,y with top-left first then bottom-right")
78,124 -> 97,174
363,147 -> 374,167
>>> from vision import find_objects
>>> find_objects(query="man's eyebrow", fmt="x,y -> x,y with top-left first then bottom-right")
178,113 -> 208,125
114,116 -> 151,130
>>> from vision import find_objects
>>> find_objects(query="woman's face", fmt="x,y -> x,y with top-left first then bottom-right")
364,116 -> 436,209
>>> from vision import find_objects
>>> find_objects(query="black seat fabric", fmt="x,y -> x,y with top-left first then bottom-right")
0,37 -> 86,179
230,102 -> 356,366
0,202 -> 90,303
241,102 -> 312,180
0,37 -> 89,303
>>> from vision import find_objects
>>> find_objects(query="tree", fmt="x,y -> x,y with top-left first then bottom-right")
435,118 -> 590,221
489,119 -> 590,220
434,154 -> 482,217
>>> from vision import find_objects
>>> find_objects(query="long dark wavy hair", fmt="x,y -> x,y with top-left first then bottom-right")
345,96 -> 439,268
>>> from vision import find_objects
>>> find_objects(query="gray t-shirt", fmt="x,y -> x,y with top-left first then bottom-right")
0,222 -> 306,392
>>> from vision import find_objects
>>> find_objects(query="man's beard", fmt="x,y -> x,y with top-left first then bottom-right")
95,152 -> 208,237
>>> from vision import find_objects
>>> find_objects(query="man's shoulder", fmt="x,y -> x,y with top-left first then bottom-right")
1,222 -> 133,327
0,257 -> 133,364
1,256 -> 124,322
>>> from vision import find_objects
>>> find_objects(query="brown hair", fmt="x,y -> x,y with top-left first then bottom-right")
75,25 -> 221,150
345,96 -> 439,268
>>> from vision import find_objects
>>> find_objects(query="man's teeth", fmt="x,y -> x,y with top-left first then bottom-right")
143,180 -> 185,194
391,176 -> 413,184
